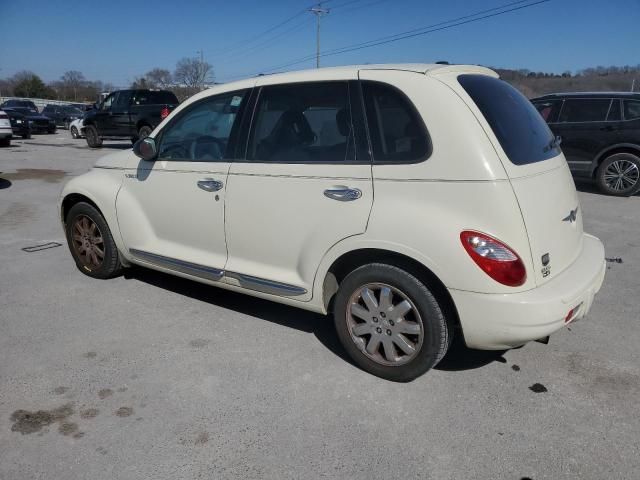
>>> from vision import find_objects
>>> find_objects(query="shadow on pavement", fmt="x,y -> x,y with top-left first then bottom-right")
0,178 -> 11,189
125,266 -> 510,374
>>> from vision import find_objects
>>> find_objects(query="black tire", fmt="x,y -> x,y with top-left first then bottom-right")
138,125 -> 152,140
0,138 -> 10,147
22,132 -> 31,139
70,126 -> 80,139
64,120 -> 70,130
596,153 -> 640,196
48,127 -> 56,134
333,263 -> 450,382
85,125 -> 103,148
65,202 -> 123,279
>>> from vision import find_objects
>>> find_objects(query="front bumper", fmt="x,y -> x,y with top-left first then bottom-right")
450,233 -> 606,350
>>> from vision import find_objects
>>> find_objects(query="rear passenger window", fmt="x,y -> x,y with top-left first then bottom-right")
558,99 -> 611,122
623,100 -> 640,120
248,82 -> 355,163
459,74 -> 559,166
362,81 -> 430,163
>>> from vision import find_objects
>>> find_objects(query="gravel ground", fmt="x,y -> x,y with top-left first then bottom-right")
0,133 -> 639,480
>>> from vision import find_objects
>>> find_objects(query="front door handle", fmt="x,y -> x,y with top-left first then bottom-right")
197,179 -> 224,192
324,186 -> 362,202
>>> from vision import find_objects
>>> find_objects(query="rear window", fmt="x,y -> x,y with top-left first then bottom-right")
458,74 -> 559,166
135,91 -> 179,105
623,100 -> 640,120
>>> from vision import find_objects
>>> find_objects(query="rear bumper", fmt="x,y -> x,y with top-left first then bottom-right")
450,233 -> 606,350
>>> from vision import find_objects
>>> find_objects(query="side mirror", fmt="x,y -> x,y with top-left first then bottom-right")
133,137 -> 158,161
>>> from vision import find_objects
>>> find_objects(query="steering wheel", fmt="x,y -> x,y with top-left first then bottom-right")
160,143 -> 190,160
190,135 -> 226,161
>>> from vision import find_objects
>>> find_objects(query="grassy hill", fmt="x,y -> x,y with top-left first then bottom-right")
494,65 -> 640,98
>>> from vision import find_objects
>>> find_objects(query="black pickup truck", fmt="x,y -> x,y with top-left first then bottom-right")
82,89 -> 179,147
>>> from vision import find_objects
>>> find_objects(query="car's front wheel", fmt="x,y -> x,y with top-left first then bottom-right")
65,202 -> 123,279
596,152 -> 640,196
333,263 -> 450,382
70,126 -> 80,139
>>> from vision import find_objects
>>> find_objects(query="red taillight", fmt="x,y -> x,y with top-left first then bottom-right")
160,106 -> 169,119
460,230 -> 527,287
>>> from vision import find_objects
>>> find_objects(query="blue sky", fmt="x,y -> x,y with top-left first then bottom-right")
0,0 -> 638,87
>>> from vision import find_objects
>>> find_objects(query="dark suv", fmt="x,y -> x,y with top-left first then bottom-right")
42,104 -> 84,129
531,93 -> 640,196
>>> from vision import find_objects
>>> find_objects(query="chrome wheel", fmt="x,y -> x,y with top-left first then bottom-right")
346,283 -> 424,366
71,215 -> 105,269
603,159 -> 639,192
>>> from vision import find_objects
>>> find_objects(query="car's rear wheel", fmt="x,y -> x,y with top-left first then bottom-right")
65,202 -> 123,279
85,125 -> 103,148
333,263 -> 450,382
138,125 -> 152,140
596,153 -> 640,196
70,126 -> 80,139
21,132 -> 31,139
0,137 -> 10,147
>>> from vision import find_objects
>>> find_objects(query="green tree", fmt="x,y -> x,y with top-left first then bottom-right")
12,71 -> 55,98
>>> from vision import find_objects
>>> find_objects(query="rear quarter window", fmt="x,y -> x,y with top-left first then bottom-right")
458,74 -> 559,166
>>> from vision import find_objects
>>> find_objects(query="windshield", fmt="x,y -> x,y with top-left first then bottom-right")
458,74 -> 560,165
12,107 -> 39,115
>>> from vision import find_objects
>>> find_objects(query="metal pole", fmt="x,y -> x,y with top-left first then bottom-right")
310,4 -> 329,69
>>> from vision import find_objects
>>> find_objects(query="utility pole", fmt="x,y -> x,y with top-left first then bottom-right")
196,49 -> 204,89
310,3 -> 329,68
632,78 -> 636,92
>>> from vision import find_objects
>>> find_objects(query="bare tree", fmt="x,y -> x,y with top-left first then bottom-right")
145,68 -> 173,89
61,70 -> 86,101
173,57 -> 213,89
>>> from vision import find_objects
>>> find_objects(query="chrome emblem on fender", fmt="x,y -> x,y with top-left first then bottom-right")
562,207 -> 579,223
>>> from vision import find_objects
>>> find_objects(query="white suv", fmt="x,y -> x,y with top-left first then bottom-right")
59,64 -> 606,381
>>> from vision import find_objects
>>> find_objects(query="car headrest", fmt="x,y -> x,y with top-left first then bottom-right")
336,108 -> 351,137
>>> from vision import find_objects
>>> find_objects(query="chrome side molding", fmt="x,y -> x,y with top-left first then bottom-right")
225,271 -> 307,296
128,249 -> 306,297
129,249 -> 224,281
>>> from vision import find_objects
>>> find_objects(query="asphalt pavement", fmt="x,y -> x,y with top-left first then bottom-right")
0,133 -> 639,479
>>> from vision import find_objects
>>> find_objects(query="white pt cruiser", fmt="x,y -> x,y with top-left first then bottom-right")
59,64 -> 606,381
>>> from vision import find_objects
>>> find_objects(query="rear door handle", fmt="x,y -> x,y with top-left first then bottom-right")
324,186 -> 362,202
197,179 -> 224,192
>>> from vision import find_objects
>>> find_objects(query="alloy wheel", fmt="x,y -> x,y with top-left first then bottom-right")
603,159 -> 640,192
346,283 -> 424,366
71,215 -> 105,269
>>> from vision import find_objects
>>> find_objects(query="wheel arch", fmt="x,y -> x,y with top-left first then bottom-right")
590,143 -> 640,177
318,246 -> 461,336
59,170 -> 128,261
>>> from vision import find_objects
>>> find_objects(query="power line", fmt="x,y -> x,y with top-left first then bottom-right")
264,0 -> 544,73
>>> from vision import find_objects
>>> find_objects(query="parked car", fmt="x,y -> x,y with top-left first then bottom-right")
69,117 -> 84,139
0,110 -> 12,146
82,89 -> 179,147
59,64 -> 605,381
41,104 -> 84,129
4,107 -> 56,133
0,99 -> 39,111
2,109 -> 31,138
531,92 -> 640,196
2,107 -> 55,134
